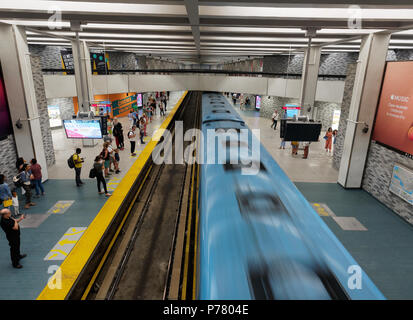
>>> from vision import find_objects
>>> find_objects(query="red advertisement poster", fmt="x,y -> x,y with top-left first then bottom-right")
372,61 -> 413,156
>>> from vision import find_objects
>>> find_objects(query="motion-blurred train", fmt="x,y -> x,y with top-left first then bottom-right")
197,92 -> 384,300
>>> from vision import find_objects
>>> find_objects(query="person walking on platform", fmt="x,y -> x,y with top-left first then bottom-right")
324,127 -> 333,154
30,158 -> 45,197
271,110 -> 279,130
128,125 -> 137,157
302,142 -> 310,159
73,148 -> 84,187
93,156 -> 111,197
0,208 -> 26,269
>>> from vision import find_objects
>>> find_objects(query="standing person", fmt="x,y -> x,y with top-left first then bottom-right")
73,148 -> 84,187
139,118 -> 146,145
93,156 -> 111,197
0,174 -> 12,210
271,110 -> 279,130
159,101 -> 165,117
11,190 -> 20,218
30,158 -> 45,197
101,143 -> 111,178
113,118 -> 124,150
302,142 -> 310,159
107,116 -> 113,138
161,93 -> 167,111
333,129 -> 338,147
232,93 -> 237,105
0,208 -> 26,269
128,110 -> 135,127
291,141 -> 299,156
16,157 -> 25,172
279,138 -> 286,150
324,127 -> 333,153
19,164 -> 35,209
133,109 -> 139,127
128,125 -> 137,157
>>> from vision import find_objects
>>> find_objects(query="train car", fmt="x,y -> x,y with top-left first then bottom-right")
197,92 -> 385,300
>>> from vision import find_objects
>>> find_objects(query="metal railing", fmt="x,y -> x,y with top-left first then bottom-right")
41,68 -> 347,81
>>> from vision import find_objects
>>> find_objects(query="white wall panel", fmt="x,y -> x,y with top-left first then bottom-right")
43,74 -> 345,103
43,75 -> 77,98
316,80 -> 345,103
92,74 -> 129,95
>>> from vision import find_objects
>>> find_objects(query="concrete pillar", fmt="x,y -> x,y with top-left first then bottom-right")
0,24 -> 48,180
299,46 -> 321,117
71,38 -> 93,112
338,33 -> 391,188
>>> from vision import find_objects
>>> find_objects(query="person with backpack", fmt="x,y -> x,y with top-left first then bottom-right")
0,174 -> 12,210
113,118 -> 124,150
72,148 -> 84,187
128,125 -> 137,157
93,156 -> 111,197
101,143 -> 111,178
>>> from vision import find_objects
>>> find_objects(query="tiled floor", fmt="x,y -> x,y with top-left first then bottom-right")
228,98 -> 339,183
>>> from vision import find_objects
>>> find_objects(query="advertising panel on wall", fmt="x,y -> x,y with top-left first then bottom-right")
0,63 -> 13,140
283,104 -> 301,118
390,164 -> 413,206
137,93 -> 143,107
47,105 -> 62,128
372,61 -> 413,158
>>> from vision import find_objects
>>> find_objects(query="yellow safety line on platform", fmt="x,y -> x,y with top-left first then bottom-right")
192,164 -> 200,299
80,165 -> 153,300
181,164 -> 196,300
37,91 -> 188,300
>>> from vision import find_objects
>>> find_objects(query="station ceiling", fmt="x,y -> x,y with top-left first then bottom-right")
1,0 -> 413,64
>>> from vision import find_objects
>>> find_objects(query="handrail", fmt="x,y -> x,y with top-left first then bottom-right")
41,68 -> 347,80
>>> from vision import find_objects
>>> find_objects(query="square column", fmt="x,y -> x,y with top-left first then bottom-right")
71,39 -> 93,113
338,33 -> 391,188
0,24 -> 48,180
299,46 -> 321,116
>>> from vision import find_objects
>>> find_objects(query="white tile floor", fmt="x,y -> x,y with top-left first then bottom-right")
227,97 -> 339,183
47,91 -> 185,181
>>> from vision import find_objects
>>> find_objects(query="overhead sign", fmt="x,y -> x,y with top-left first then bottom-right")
389,163 -> 413,206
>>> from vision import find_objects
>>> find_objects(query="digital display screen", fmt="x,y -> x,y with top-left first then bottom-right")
283,104 -> 300,118
63,120 -> 102,139
372,61 -> 413,157
137,93 -> 143,107
0,63 -> 13,140
255,96 -> 261,110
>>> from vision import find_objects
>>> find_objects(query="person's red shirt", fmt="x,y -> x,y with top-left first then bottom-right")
30,163 -> 42,180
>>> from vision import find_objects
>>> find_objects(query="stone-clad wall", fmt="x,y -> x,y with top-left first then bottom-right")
315,101 -> 341,129
29,44 -> 66,69
362,143 -> 413,223
0,136 -> 18,184
263,52 -> 358,76
333,63 -> 357,169
108,51 -> 137,70
47,97 -> 75,121
31,55 -> 55,167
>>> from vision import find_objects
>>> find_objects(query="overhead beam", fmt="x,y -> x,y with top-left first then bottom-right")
184,0 -> 201,59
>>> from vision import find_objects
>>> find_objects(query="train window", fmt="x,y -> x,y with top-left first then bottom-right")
236,192 -> 287,218
215,128 -> 241,133
212,110 -> 231,114
247,260 -> 349,300
223,161 -> 265,171
203,119 -> 245,125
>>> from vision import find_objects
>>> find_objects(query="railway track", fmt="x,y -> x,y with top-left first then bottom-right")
79,91 -> 201,300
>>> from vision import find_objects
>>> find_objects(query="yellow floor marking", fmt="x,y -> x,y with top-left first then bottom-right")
48,249 -> 68,258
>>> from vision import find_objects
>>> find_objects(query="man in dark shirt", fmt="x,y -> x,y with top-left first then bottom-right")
0,208 -> 26,269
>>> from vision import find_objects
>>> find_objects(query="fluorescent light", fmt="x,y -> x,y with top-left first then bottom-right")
83,39 -> 195,45
84,24 -> 191,31
0,1 -> 187,15
199,6 -> 413,20
28,42 -> 70,46
201,36 -> 350,42
0,19 -> 70,28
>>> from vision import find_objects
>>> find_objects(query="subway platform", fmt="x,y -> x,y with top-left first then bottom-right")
0,92 -> 186,300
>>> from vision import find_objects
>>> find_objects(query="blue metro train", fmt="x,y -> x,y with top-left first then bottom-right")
197,92 -> 384,300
